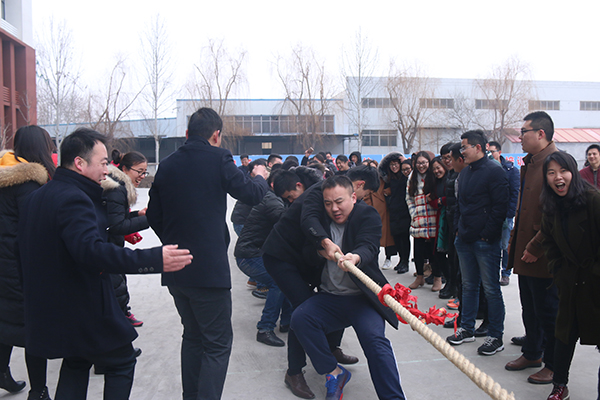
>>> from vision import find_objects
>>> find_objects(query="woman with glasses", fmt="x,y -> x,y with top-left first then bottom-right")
100,150 -> 150,331
406,151 -> 441,289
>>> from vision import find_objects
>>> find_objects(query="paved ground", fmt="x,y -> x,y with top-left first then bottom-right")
4,190 -> 598,400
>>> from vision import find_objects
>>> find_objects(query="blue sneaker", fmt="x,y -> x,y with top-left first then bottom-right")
325,365 -> 351,400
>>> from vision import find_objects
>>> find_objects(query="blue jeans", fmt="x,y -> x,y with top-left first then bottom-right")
236,257 -> 292,331
454,236 -> 505,338
500,218 -> 513,277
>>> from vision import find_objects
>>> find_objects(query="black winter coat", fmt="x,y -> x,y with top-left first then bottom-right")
0,154 -> 48,346
262,167 -> 323,268
147,135 -> 268,289
101,165 -> 150,312
234,190 -> 286,259
455,156 -> 509,243
19,168 -> 163,359
379,152 -> 410,235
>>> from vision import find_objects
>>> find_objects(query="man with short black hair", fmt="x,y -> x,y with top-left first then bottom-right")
267,153 -> 283,168
238,154 -> 250,174
446,130 -> 509,356
504,111 -> 559,385
19,128 -> 192,399
292,175 -> 405,400
147,107 -> 268,400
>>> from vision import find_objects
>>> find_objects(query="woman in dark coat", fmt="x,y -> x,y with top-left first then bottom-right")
0,125 -> 55,400
379,152 -> 411,273
101,150 -> 150,327
540,151 -> 600,400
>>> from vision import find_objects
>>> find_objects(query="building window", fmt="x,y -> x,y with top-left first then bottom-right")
361,130 -> 397,147
529,100 -> 560,111
475,99 -> 508,109
222,115 -> 335,134
580,101 -> 600,111
361,98 -> 395,108
419,98 -> 454,109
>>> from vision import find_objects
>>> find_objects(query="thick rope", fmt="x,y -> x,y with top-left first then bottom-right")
335,252 -> 516,400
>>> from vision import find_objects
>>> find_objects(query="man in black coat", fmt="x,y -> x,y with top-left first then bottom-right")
18,128 -> 192,400
446,130 -> 509,356
146,107 -> 268,400
292,175 -> 405,400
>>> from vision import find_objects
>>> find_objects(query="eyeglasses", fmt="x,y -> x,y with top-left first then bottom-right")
520,128 -> 540,137
415,161 -> 429,166
130,168 -> 149,178
460,144 -> 475,153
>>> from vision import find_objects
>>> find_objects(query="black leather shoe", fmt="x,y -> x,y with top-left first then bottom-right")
257,330 -> 285,347
511,335 -> 526,346
332,347 -> 359,364
396,261 -> 409,274
0,367 -> 26,393
425,274 -> 434,285
474,323 -> 489,337
285,371 -> 315,399
27,386 -> 51,400
280,324 -> 290,333
438,285 -> 456,299
134,347 -> 142,358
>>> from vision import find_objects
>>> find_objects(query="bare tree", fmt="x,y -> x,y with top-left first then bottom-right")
442,91 -> 477,133
275,44 -> 338,149
86,57 -> 142,142
140,15 -> 173,164
187,39 -> 246,115
341,28 -> 379,152
474,57 -> 534,143
36,18 -> 85,158
185,39 -> 246,150
385,63 -> 436,153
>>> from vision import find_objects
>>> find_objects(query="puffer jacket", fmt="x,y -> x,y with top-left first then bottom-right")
406,172 -> 437,239
234,190 -> 286,259
101,165 -> 149,312
0,151 -> 48,346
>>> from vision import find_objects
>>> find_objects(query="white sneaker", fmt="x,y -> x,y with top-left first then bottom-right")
381,259 -> 392,270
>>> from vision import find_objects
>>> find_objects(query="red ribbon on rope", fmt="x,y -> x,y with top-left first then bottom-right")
378,283 -> 457,326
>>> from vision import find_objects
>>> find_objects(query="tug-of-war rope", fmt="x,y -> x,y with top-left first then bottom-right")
335,252 -> 516,400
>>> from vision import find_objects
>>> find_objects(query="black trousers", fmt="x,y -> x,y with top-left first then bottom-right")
168,286 -> 232,400
263,253 -> 344,375
519,275 -> 558,370
392,231 -> 411,264
55,344 -> 136,400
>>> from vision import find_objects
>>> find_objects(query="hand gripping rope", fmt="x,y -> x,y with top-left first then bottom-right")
334,252 -> 516,400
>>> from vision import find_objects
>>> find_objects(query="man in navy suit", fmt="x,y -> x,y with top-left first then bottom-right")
19,128 -> 192,399
147,107 -> 268,400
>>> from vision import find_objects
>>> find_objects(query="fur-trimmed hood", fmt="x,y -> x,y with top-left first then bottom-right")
378,152 -> 404,183
0,150 -> 49,189
101,164 -> 137,207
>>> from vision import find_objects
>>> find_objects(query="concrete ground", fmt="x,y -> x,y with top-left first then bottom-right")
4,190 -> 598,400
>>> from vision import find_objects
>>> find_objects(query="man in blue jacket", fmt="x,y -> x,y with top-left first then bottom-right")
447,130 -> 509,356
147,107 -> 268,400
19,128 -> 192,399
488,141 -> 520,286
